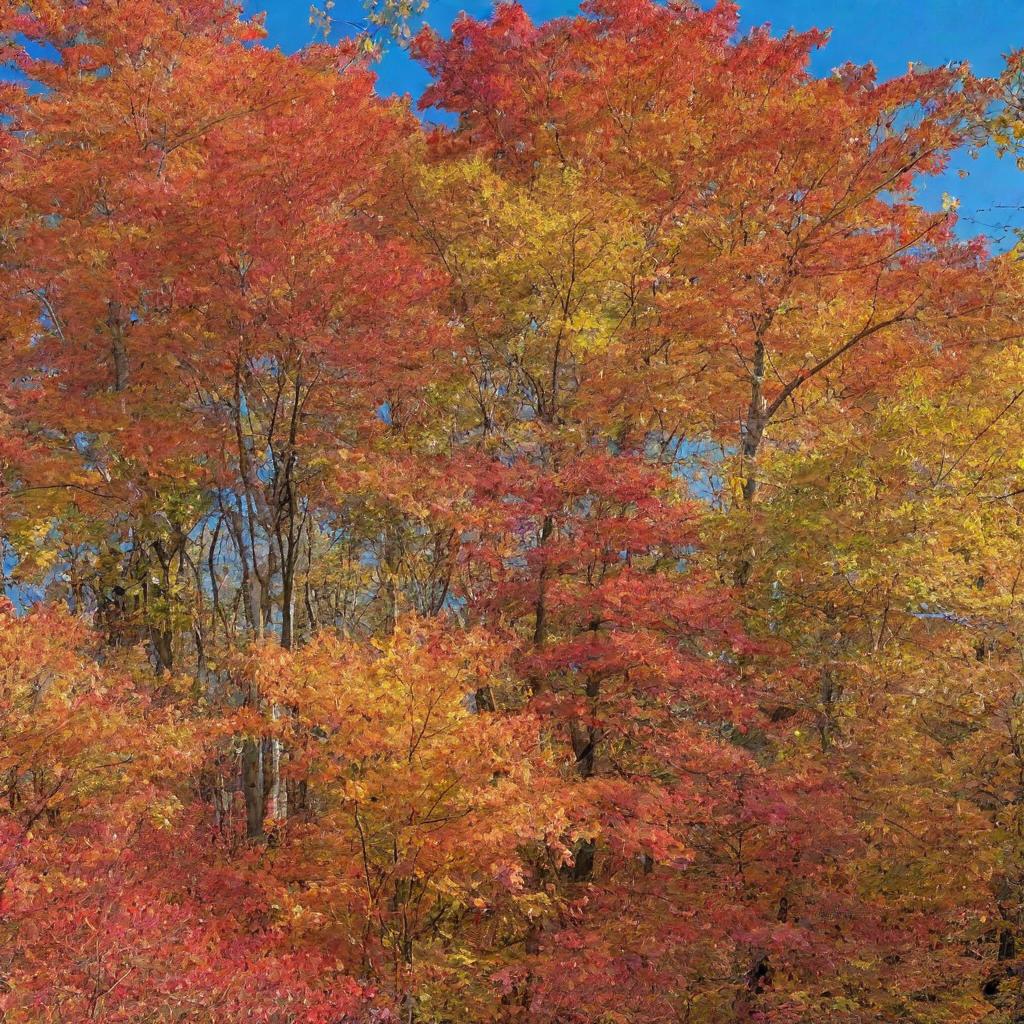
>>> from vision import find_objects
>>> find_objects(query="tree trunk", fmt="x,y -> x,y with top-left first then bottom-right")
108,300 -> 129,392
241,737 -> 265,840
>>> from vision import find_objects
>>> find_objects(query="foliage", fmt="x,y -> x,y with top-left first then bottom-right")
1,0 -> 1024,1021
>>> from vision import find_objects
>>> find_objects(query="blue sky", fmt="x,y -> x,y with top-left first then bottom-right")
246,0 -> 1024,246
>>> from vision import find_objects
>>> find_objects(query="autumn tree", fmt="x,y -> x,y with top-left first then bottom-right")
407,0 -> 1016,1018
0,0 -> 1021,1022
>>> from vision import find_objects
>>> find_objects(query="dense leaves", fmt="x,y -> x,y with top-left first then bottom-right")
1,0 -> 1024,1021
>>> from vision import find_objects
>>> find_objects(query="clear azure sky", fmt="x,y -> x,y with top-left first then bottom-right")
245,0 -> 1024,247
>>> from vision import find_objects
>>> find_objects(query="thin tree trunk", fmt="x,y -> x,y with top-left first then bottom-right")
108,300 -> 129,392
241,736 -> 265,841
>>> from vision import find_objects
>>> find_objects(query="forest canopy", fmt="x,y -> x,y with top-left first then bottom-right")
2,0 -> 1024,1021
